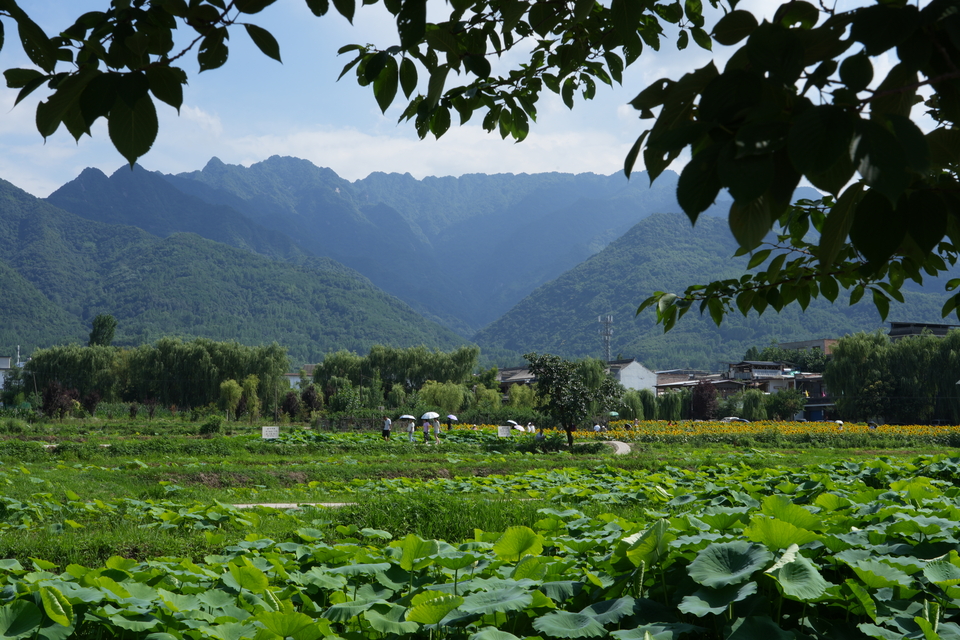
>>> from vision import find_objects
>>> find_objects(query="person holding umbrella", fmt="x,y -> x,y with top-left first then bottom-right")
446,414 -> 458,431
399,414 -> 416,443
422,411 -> 440,444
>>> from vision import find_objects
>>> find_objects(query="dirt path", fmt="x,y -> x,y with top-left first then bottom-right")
232,502 -> 351,509
604,440 -> 632,454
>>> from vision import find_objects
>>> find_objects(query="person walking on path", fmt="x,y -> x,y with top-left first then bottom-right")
407,419 -> 416,443
432,418 -> 442,444
382,416 -> 392,441
423,420 -> 432,444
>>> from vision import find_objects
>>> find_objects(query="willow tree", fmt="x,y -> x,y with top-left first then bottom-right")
885,333 -> 940,424
823,331 -> 891,422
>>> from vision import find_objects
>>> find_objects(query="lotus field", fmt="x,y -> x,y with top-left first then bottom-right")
4,427 -> 960,639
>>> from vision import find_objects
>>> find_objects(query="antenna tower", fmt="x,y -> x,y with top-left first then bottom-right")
598,315 -> 613,362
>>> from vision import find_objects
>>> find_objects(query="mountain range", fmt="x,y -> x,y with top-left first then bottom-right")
0,155 -> 950,370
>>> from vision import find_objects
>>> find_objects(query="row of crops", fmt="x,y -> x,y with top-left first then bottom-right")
4,454 -> 960,638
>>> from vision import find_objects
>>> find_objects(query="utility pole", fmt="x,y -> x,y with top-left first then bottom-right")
598,315 -> 613,362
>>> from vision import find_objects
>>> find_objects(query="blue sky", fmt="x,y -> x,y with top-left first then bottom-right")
0,1 -> 879,198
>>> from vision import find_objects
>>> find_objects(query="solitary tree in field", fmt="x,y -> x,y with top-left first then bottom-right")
525,352 -> 622,447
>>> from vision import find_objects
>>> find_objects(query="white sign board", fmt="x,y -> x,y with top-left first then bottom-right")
497,425 -> 512,438
262,426 -> 280,439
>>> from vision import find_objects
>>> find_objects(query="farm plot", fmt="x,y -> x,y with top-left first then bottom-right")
3,451 -> 960,639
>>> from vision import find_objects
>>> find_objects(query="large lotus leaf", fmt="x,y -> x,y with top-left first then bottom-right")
532,610 -> 606,639
513,555 -> 546,581
579,596 -> 636,625
434,552 -> 478,571
198,621 -> 258,640
322,599 -> 385,622
196,590 -> 236,611
469,627 -> 522,640
102,613 -> 161,632
858,623 -> 915,640
760,495 -> 822,530
616,520 -> 675,569
39,587 -> 73,627
493,527 -> 543,562
688,541 -> 773,589
363,604 -> 419,634
744,516 -> 821,550
0,560 -> 22,572
727,616 -> 794,640
392,534 -> 438,571
36,617 -> 74,640
610,622 -> 707,639
770,554 -> 831,602
924,559 -> 960,587
459,587 -> 533,615
678,582 -> 758,617
698,507 -> 750,532
326,562 -> 391,577
844,579 -> 877,623
255,611 -> 314,637
227,564 -> 269,593
814,493 -> 852,512
537,508 -> 585,520
539,581 -> 584,602
851,559 -> 913,590
406,593 -> 463,624
890,478 -> 941,502
156,588 -> 202,613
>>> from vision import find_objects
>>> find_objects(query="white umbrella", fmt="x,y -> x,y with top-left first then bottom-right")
506,420 -> 519,425
422,412 -> 440,419
513,424 -> 525,431
447,414 -> 458,421
399,414 -> 415,420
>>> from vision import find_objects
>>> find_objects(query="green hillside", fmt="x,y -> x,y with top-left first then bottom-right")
0,178 -> 466,362
473,213 -> 951,370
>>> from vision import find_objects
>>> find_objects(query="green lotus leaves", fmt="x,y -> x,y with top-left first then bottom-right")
924,559 -> 960,587
850,559 -> 913,591
434,551 -> 479,571
768,554 -> 831,602
493,527 -> 543,562
459,587 -> 533,615
393,534 -> 439,571
406,593 -> 464,624
579,596 -> 636,624
614,519 -> 674,568
470,627 -> 522,640
679,582 -> 758,616
0,602 -> 42,640
687,541 -> 773,589
197,621 -> 258,640
226,564 -> 269,593
254,611 -> 318,637
744,515 -> 821,550
38,587 -> 72,628
759,495 -> 822,531
533,610 -> 607,638
362,604 -> 419,634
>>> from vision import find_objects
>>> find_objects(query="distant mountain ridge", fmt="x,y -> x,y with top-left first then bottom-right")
0,178 -> 466,362
54,155 -> 770,335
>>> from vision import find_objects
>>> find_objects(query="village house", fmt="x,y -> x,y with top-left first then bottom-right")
496,358 -> 657,395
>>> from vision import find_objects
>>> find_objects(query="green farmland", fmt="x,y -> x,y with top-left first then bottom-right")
1,422 -> 959,640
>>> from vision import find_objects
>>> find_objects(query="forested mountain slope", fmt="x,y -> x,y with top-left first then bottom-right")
473,214 -> 951,370
0,178 -> 465,361
167,156 -> 750,333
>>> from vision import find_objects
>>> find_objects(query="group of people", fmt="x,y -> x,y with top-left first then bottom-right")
381,416 -> 442,444
380,416 -> 546,444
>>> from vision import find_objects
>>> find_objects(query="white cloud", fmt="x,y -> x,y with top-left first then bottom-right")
179,105 -> 224,136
